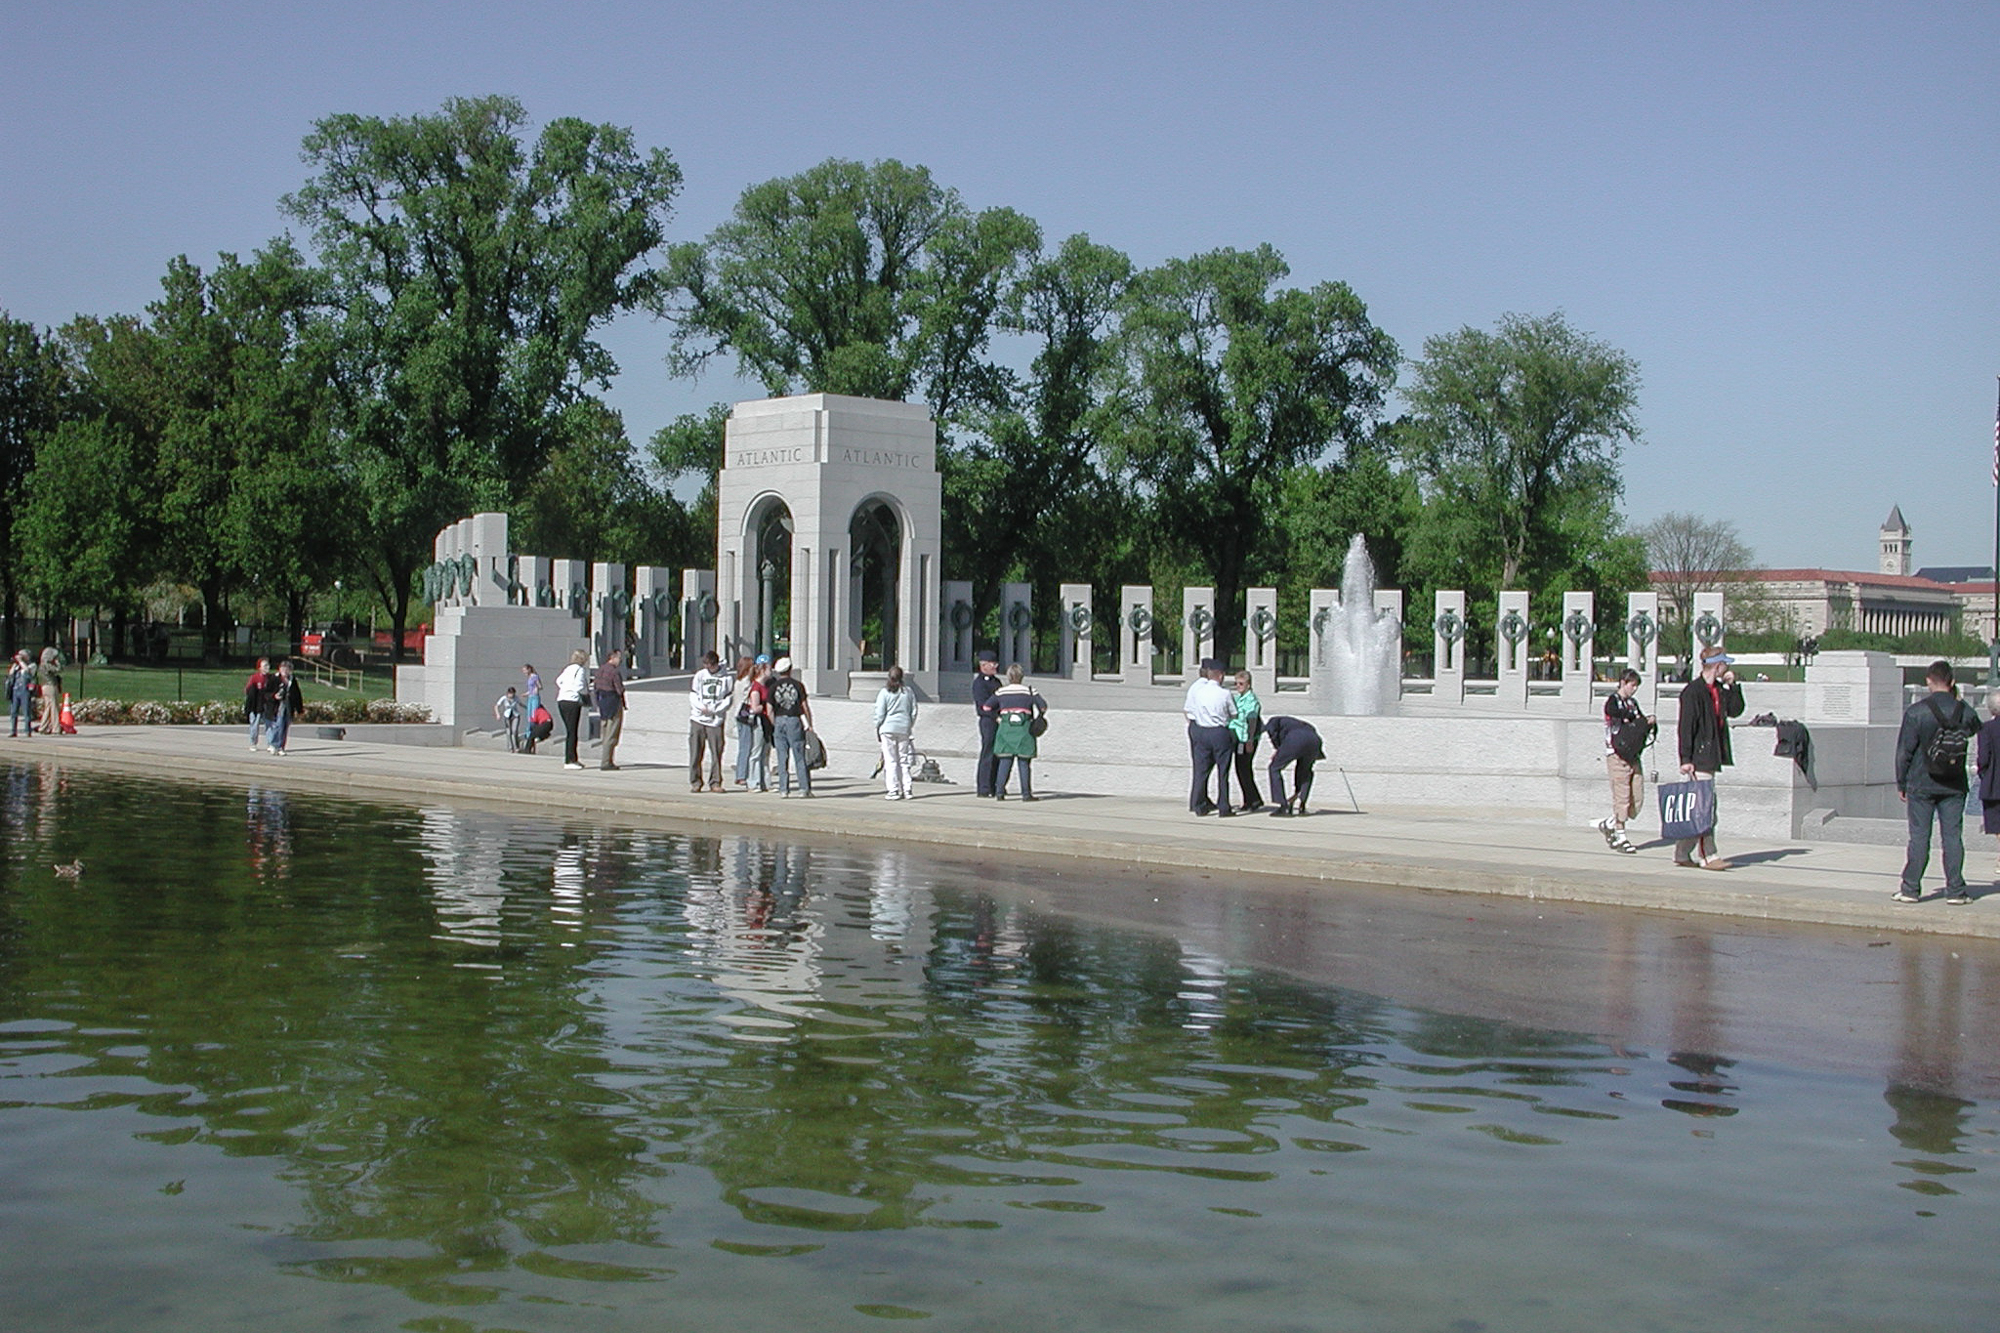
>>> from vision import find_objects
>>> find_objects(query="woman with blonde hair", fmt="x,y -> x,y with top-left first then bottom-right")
555,648 -> 590,771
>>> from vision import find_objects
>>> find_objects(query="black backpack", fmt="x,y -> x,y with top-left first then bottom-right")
1923,696 -> 1977,780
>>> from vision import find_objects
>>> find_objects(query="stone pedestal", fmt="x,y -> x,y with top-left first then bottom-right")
550,560 -> 588,624
1001,581 -> 1032,671
1560,591 -> 1595,712
1496,591 -> 1531,709
1805,650 -> 1903,724
1308,589 -> 1340,710
1058,583 -> 1094,679
1433,590 -> 1467,704
590,562 -> 627,665
1120,585 -> 1156,685
633,567 -> 675,675
1182,586 -> 1216,680
1691,590 -> 1727,669
1625,592 -> 1661,716
677,567 -> 717,671
1372,589 -> 1405,706
1244,586 -> 1279,695
941,580 -> 974,673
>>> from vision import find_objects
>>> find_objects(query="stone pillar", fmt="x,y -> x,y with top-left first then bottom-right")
1624,591 -> 1662,716
1805,650 -> 1903,725
1058,583 -> 1094,679
629,567 -> 672,676
1120,585 -> 1156,684
1244,586 -> 1280,695
677,566 -> 717,671
516,556 -> 552,608
1433,590 -> 1467,705
1307,588 -> 1339,709
590,562 -> 628,665
1496,590 -> 1532,709
550,560 -> 589,628
941,580 -> 974,673
1560,591 -> 1596,712
1691,590 -> 1727,673
1373,588 -> 1405,706
1001,581 -> 1032,672
466,512 -> 508,607
1182,586 -> 1216,680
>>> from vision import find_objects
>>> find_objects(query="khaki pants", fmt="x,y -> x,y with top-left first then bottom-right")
1606,754 -> 1643,824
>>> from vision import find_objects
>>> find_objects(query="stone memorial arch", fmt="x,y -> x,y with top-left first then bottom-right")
715,395 -> 943,698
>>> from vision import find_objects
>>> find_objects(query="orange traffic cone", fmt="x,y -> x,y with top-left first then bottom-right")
59,693 -> 77,735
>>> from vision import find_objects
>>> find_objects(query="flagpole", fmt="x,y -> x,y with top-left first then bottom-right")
1990,376 -> 1999,687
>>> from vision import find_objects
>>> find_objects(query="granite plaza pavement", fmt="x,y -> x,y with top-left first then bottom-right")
13,724 -> 1999,941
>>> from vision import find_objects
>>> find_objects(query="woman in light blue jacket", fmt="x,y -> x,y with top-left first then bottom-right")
873,666 -> 919,800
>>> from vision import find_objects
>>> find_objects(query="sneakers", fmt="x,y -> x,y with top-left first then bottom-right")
564,762 -> 584,771
1944,889 -> 1973,905
1892,888 -> 1921,904
885,792 -> 902,801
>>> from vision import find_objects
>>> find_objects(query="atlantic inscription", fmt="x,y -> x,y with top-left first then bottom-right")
728,444 -> 929,470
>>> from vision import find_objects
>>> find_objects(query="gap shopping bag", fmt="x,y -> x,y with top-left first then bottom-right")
1658,778 -> 1716,842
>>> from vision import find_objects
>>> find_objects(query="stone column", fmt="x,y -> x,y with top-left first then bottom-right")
1496,590 -> 1532,709
1181,586 -> 1216,680
1691,590 -> 1727,672
629,567 -> 670,675
1058,583 -> 1094,679
1120,585 -> 1156,684
1560,591 -> 1595,712
590,562 -> 628,665
1624,591 -> 1662,716
466,512 -> 507,607
1001,581 -> 1032,672
1244,586 -> 1280,695
1307,588 -> 1339,710
1433,590 -> 1467,705
679,567 -> 719,671
941,580 -> 974,673
1373,588 -> 1405,707
550,560 -> 588,629
516,556 -> 551,608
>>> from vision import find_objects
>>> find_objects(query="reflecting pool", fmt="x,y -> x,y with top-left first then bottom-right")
2,762 -> 1997,1331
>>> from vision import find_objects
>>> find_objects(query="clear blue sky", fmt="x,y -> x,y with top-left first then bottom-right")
5,1 -> 1995,571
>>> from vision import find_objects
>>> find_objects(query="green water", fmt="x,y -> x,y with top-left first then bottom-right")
1,763 -> 1995,1331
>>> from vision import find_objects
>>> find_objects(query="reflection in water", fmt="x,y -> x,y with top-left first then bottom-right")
0,763 -> 1997,1332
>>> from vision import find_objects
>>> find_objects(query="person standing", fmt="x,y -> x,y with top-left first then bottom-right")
36,645 -> 62,736
1228,669 -> 1265,812
243,657 -> 273,750
990,664 -> 1047,801
555,649 -> 589,771
1262,715 -> 1325,816
521,664 -> 544,753
767,657 -> 813,797
730,655 -> 761,787
1596,668 -> 1656,854
266,659 -> 302,755
594,650 -> 627,771
1893,660 -> 1979,905
7,650 -> 34,738
1976,688 -> 2000,881
873,665 -> 919,800
1674,647 -> 1744,870
687,650 -> 731,792
971,650 -> 1002,797
1184,658 -> 1237,817
494,686 -> 525,752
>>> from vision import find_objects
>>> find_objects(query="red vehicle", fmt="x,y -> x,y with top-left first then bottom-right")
372,625 -> 430,654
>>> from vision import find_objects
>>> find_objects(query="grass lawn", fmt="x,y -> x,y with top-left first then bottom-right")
67,662 -> 398,703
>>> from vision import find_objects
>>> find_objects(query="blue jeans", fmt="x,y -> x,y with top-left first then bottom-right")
249,712 -> 267,748
995,755 -> 1033,798
269,707 -> 293,753
772,715 -> 810,795
735,718 -> 765,785
1902,789 -> 1967,895
8,689 -> 31,736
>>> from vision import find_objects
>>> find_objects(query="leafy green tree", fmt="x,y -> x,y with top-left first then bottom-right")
1107,245 -> 1398,650
1401,312 -> 1641,591
0,314 -> 72,650
949,234 -> 1135,618
282,94 -> 681,658
515,400 -> 693,569
646,401 -> 730,567
14,419 -> 144,627
661,158 -> 1039,422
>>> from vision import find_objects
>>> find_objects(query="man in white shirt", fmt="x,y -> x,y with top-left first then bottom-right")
688,650 -> 731,792
1184,657 -> 1238,817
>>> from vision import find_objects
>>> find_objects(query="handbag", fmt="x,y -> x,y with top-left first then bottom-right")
803,729 -> 827,771
1658,778 -> 1716,842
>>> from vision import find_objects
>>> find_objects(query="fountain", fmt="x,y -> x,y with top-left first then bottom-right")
1320,534 -> 1401,715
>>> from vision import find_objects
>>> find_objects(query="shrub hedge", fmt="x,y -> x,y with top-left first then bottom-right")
67,698 -> 433,726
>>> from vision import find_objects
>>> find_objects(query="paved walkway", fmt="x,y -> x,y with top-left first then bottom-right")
12,726 -> 1998,939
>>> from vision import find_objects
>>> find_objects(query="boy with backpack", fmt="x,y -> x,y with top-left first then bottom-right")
1893,659 -> 1980,905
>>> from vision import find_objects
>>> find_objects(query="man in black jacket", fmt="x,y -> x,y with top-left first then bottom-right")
1675,648 -> 1745,869
1262,716 -> 1324,816
1892,660 -> 1978,905
971,650 -> 1003,797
